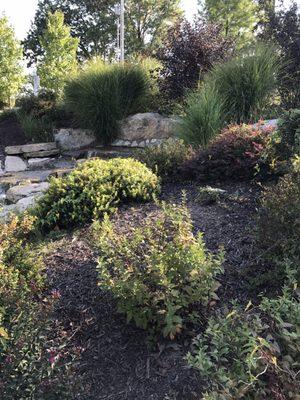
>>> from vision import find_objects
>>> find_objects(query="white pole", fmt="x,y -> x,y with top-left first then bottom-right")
120,0 -> 125,62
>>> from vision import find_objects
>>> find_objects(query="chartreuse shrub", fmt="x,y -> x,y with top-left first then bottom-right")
136,138 -> 195,179
64,60 -> 150,144
187,266 -> 300,399
93,201 -> 224,339
0,215 -> 74,398
35,158 -> 160,231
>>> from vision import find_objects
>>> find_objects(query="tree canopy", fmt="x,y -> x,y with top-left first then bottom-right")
200,0 -> 259,48
0,15 -> 24,107
37,11 -> 79,95
23,0 -> 182,65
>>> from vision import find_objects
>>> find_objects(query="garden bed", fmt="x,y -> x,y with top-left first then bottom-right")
44,181 -> 261,399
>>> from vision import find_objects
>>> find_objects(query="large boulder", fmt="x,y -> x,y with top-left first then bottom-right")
119,113 -> 177,141
55,129 -> 96,151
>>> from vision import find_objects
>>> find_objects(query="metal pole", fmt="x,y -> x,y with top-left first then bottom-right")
120,0 -> 125,62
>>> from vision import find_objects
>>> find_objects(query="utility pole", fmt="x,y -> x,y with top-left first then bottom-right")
120,0 -> 125,63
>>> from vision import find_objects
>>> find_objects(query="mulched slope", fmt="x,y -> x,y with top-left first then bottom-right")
44,181 -> 261,400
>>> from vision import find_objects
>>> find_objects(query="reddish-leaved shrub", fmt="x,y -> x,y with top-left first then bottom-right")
179,124 -> 275,181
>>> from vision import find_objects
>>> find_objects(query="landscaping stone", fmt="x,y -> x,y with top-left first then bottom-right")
119,113 -> 177,141
6,182 -> 50,203
23,149 -> 60,158
5,156 -> 27,172
55,128 -> 96,151
5,142 -> 57,155
0,195 -> 40,220
28,158 -> 52,168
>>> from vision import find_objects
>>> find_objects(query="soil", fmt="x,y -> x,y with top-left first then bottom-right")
44,181 -> 261,400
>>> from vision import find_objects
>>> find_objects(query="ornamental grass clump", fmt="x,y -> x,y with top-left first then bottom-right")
93,201 -> 224,339
64,60 -> 150,144
35,158 -> 160,231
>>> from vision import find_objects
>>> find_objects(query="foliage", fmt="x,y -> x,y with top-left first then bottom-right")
196,186 -> 226,205
258,163 -> 300,275
259,2 -> 300,109
34,158 -> 159,231
16,90 -> 71,142
209,45 -> 281,124
0,15 -> 24,107
180,124 -> 273,182
38,11 -> 79,96
135,138 -> 195,179
187,272 -> 300,399
124,0 -> 182,54
23,0 -> 182,65
157,17 -> 235,100
177,83 -> 225,147
93,201 -> 224,339
201,0 -> 259,49
23,0 -> 117,65
64,60 -> 150,144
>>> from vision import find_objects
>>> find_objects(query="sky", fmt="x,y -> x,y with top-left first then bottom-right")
0,0 -> 199,40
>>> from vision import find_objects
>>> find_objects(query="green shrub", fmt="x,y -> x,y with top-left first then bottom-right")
64,61 -> 150,144
135,138 -> 195,179
17,112 -> 54,142
177,83 -> 225,147
258,162 -> 300,283
93,201 -> 224,339
209,45 -> 280,124
0,215 -> 78,398
187,269 -> 300,399
35,158 -> 160,231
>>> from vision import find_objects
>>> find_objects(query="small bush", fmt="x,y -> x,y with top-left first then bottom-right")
17,112 -> 54,142
180,124 -> 273,182
64,61 -> 150,144
178,84 -> 225,147
35,158 -> 160,231
187,274 -> 300,398
196,186 -> 227,205
135,138 -> 195,179
93,201 -> 224,339
258,163 -> 300,280
209,45 -> 281,124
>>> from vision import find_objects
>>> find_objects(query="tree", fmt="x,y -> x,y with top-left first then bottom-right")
259,2 -> 300,108
23,0 -> 183,65
23,0 -> 117,66
200,0 -> 259,48
37,11 -> 79,95
125,0 -> 182,54
0,15 -> 24,107
157,18 -> 235,100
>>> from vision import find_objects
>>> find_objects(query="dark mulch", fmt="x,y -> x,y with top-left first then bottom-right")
0,116 -> 28,165
44,181 -> 261,400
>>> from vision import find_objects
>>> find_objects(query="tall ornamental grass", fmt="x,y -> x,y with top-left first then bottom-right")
64,60 -> 150,144
211,45 -> 281,124
177,83 -> 224,147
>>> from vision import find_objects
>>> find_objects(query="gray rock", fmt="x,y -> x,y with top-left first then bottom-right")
5,142 -> 57,155
197,186 -> 227,205
28,158 -> 52,169
252,119 -> 278,131
6,182 -> 50,203
0,170 -> 54,187
5,156 -> 27,172
112,140 -> 124,147
119,113 -> 177,141
131,141 -> 138,147
23,149 -> 60,158
0,195 -> 40,221
55,128 -> 96,151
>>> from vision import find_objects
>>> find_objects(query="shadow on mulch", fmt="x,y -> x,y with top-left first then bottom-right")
44,181 -> 261,400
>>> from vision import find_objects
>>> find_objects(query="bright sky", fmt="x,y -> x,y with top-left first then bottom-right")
0,0 -> 199,40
